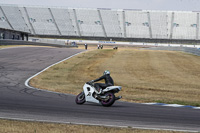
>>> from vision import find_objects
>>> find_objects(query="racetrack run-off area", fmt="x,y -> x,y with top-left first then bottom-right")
31,47 -> 200,107
0,46 -> 200,132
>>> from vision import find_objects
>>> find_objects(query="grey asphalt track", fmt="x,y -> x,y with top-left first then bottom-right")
0,47 -> 200,132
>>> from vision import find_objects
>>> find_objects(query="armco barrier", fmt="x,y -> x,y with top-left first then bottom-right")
0,39 -> 77,48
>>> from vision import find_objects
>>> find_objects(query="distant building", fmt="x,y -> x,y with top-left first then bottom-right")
0,28 -> 29,40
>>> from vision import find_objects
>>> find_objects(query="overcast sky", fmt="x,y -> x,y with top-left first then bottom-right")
0,0 -> 200,11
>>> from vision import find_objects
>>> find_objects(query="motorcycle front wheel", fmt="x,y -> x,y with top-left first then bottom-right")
101,92 -> 115,107
75,92 -> 86,104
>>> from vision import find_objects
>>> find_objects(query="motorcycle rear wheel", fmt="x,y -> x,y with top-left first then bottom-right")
75,92 -> 86,104
101,92 -> 115,107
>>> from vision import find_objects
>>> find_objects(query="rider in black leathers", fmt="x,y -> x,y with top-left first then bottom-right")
90,70 -> 114,94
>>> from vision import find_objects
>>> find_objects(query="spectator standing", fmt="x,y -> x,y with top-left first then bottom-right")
85,44 -> 88,50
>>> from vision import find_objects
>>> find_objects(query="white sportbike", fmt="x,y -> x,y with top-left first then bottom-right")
75,82 -> 122,107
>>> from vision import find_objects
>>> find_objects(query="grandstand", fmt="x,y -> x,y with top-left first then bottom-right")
0,4 -> 200,43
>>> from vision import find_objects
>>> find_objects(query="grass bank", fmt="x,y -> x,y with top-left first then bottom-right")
0,45 -> 25,49
0,119 -> 185,133
30,46 -> 200,106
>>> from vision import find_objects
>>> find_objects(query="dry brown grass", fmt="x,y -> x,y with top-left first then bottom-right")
110,49 -> 200,106
0,45 -> 25,49
0,119 -> 184,133
30,46 -> 200,106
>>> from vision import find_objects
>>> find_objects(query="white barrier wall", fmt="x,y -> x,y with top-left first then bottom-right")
65,39 -> 200,49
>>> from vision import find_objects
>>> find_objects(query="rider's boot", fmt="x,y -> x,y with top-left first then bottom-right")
94,88 -> 102,95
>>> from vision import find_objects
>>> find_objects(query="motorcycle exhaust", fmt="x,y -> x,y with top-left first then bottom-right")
115,96 -> 122,100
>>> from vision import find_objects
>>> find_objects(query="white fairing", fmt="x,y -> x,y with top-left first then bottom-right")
83,83 -> 100,104
103,86 -> 122,92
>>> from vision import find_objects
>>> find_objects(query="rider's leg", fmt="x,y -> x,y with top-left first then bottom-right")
94,83 -> 102,94
94,83 -> 106,94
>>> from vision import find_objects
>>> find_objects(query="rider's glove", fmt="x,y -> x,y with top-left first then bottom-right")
87,80 -> 94,84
